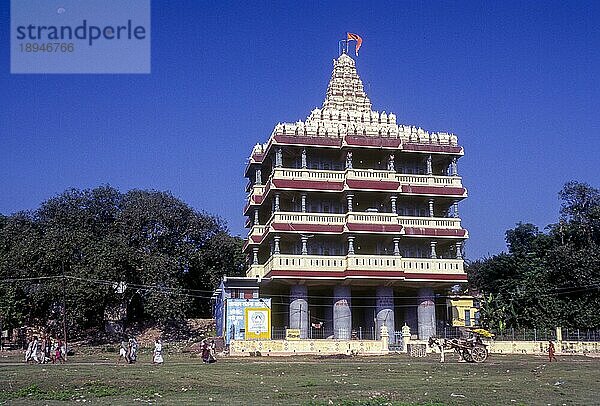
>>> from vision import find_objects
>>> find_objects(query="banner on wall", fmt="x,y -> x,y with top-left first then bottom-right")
244,307 -> 271,340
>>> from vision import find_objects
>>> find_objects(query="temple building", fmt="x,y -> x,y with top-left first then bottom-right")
242,52 -> 468,342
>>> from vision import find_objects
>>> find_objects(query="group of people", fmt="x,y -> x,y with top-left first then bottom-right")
24,335 -> 66,364
118,337 -> 139,364
118,337 -> 164,365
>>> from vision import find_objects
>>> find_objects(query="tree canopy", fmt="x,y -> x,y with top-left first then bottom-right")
0,186 -> 245,335
468,181 -> 600,330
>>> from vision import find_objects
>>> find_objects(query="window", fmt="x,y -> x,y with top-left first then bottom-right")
464,309 -> 471,327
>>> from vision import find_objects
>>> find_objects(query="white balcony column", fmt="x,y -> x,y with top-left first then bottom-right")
301,193 -> 307,213
456,241 -> 463,259
254,208 -> 259,225
346,194 -> 354,213
333,286 -> 352,339
301,235 -> 308,255
451,157 -> 458,176
453,200 -> 459,218
393,237 -> 400,256
275,146 -> 283,167
426,154 -> 432,175
255,168 -> 262,185
274,193 -> 280,212
428,199 -> 435,217
347,236 -> 355,255
430,241 -> 437,259
417,287 -> 436,340
390,195 -> 397,214
376,287 -> 395,343
290,285 -> 309,339
387,154 -> 396,172
252,247 -> 259,265
301,148 -> 307,169
345,151 -> 353,169
273,235 -> 281,255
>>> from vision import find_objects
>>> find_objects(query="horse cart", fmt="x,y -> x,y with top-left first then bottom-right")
428,328 -> 493,363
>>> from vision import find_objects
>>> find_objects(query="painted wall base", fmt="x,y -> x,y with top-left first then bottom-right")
230,339 -> 389,356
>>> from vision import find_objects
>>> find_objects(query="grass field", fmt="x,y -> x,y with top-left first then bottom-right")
1,349 -> 599,405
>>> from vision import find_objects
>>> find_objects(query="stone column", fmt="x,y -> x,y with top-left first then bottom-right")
301,235 -> 308,255
274,193 -> 280,212
290,285 -> 309,339
273,235 -> 280,255
254,208 -> 259,225
426,155 -> 432,175
430,241 -> 437,259
453,200 -> 459,218
428,199 -> 434,217
393,238 -> 400,256
255,168 -> 262,185
301,148 -> 307,169
301,193 -> 307,213
333,286 -> 352,339
417,287 -> 436,340
252,247 -> 259,265
347,236 -> 355,255
346,194 -> 354,213
451,157 -> 458,176
376,287 -> 395,344
455,242 -> 463,259
275,147 -> 283,167
390,195 -> 397,214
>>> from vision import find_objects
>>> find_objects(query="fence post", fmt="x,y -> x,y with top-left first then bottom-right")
512,328 -> 515,341
359,327 -> 362,340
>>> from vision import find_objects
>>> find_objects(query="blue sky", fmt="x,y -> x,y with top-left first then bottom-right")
1,0 -> 599,260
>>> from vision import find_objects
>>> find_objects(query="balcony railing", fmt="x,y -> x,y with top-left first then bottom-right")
264,167 -> 464,191
248,254 -> 464,278
270,212 -> 346,225
397,216 -> 462,229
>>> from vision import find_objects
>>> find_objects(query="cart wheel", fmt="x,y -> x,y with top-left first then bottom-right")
462,349 -> 473,362
471,346 -> 488,363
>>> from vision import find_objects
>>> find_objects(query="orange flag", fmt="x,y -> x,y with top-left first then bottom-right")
347,32 -> 363,56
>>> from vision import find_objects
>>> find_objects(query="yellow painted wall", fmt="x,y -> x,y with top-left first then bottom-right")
230,339 -> 388,356
449,298 -> 478,327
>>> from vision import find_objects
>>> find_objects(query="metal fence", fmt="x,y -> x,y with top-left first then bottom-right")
271,327 -> 377,340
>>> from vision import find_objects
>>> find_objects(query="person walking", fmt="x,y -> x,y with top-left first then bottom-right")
548,340 -> 557,362
153,339 -> 164,364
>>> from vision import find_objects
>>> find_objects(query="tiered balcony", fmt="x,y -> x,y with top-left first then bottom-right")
262,168 -> 466,196
247,254 -> 465,281
245,211 -> 466,243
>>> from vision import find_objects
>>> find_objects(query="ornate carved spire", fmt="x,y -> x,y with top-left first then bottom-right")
322,53 -> 372,113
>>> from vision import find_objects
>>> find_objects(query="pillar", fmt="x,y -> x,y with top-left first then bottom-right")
456,242 -> 463,259
428,199 -> 434,217
301,148 -> 307,169
376,287 -> 395,344
393,238 -> 400,256
390,195 -> 397,214
301,193 -> 307,213
254,208 -> 259,225
417,287 -> 436,340
430,241 -> 437,259
347,236 -> 355,255
301,235 -> 308,255
290,285 -> 308,339
255,168 -> 262,185
451,157 -> 458,176
426,154 -> 432,175
333,286 -> 351,339
346,194 -> 354,213
345,151 -> 353,169
274,193 -> 280,212
273,235 -> 280,255
252,247 -> 258,265
275,147 -> 282,167
453,200 -> 459,218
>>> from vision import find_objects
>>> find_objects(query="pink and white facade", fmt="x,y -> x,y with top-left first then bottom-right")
243,53 -> 468,341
